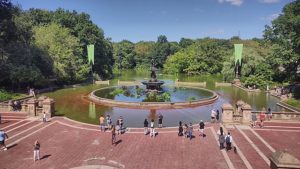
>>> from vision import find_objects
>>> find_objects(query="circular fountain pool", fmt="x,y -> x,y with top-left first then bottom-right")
89,85 -> 218,109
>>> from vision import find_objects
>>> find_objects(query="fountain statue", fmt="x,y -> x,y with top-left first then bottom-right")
142,59 -> 164,91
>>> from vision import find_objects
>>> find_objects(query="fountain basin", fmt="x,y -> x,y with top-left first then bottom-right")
89,86 -> 218,109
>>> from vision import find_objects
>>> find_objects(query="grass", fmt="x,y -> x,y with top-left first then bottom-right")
0,90 -> 27,102
284,99 -> 300,109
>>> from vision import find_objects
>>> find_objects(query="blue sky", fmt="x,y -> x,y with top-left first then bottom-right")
12,0 -> 294,42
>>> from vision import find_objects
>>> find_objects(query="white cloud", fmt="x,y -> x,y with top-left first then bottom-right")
260,13 -> 280,21
259,0 -> 281,4
218,0 -> 244,6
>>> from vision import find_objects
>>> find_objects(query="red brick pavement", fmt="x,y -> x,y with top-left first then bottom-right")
255,130 -> 300,160
0,116 -> 300,169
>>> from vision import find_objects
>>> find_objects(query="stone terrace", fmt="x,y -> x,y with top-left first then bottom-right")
0,113 -> 300,169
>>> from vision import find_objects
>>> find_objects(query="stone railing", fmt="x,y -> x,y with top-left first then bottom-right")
215,82 -> 232,87
94,80 -> 110,85
117,80 -> 141,86
222,102 -> 252,125
175,81 -> 206,87
251,111 -> 300,121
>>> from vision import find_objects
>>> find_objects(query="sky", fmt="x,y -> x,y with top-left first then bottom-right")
12,0 -> 294,42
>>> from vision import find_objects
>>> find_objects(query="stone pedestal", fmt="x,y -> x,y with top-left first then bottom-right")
21,103 -> 27,112
270,150 -> 300,169
232,79 -> 241,86
27,99 -> 38,116
42,98 -> 55,117
242,104 -> 252,125
222,103 -> 234,124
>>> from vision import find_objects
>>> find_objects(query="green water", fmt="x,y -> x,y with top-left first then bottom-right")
45,70 -> 283,127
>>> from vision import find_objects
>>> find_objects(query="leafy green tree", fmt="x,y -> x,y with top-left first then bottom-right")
151,35 -> 170,68
33,23 -> 89,84
264,0 -> 300,82
113,40 -> 136,69
164,38 -> 230,75
179,38 -> 194,48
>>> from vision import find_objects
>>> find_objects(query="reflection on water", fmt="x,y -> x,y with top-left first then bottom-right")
45,70 -> 283,127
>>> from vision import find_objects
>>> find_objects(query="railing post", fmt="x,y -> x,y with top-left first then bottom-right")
222,103 -> 234,124
27,99 -> 38,116
242,104 -> 252,125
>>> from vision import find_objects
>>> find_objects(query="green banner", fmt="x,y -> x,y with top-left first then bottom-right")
87,44 -> 94,65
234,44 -> 243,66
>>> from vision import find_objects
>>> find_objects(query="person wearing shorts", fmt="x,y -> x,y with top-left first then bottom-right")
0,130 -> 8,151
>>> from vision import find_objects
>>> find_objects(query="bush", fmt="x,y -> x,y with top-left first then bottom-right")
285,99 -> 300,109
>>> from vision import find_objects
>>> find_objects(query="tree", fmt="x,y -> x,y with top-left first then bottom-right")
33,23 -> 89,84
164,38 -> 230,75
179,38 -> 194,48
150,35 -> 170,68
113,40 -> 136,69
264,0 -> 300,82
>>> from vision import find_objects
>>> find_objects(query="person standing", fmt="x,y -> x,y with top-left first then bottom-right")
251,113 -> 257,128
150,119 -> 155,137
267,108 -> 272,120
199,120 -> 205,137
216,110 -> 220,122
178,121 -> 183,136
0,130 -> 8,151
211,109 -> 216,123
111,125 -> 116,145
106,115 -> 112,130
144,118 -> 149,135
33,140 -> 40,162
188,123 -> 193,140
119,116 -> 124,134
116,120 -> 120,135
0,113 -> 2,124
183,124 -> 188,138
42,112 -> 47,123
99,115 -> 105,132
158,113 -> 163,128
225,132 -> 233,151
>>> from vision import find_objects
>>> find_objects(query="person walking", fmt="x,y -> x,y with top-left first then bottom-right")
0,113 -> 2,124
111,125 -> 116,145
99,115 -> 105,132
199,120 -> 205,137
188,123 -> 193,140
225,132 -> 233,151
144,118 -> 149,135
217,127 -> 223,136
216,110 -> 220,122
33,140 -> 40,162
219,133 -> 225,150
42,112 -> 47,123
150,119 -> 155,137
178,121 -> 183,136
158,113 -> 163,128
0,130 -> 8,151
251,113 -> 257,128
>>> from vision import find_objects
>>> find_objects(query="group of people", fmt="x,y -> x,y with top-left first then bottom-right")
217,127 -> 234,151
143,113 -> 163,137
8,100 -> 21,111
251,108 -> 272,128
177,120 -> 206,140
99,115 -> 124,145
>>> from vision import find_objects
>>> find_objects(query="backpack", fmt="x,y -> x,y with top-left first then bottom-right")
226,136 -> 231,143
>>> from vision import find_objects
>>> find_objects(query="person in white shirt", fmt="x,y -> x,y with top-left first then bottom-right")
225,132 -> 233,151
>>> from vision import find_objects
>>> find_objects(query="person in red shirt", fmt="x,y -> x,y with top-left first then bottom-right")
259,112 -> 266,128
